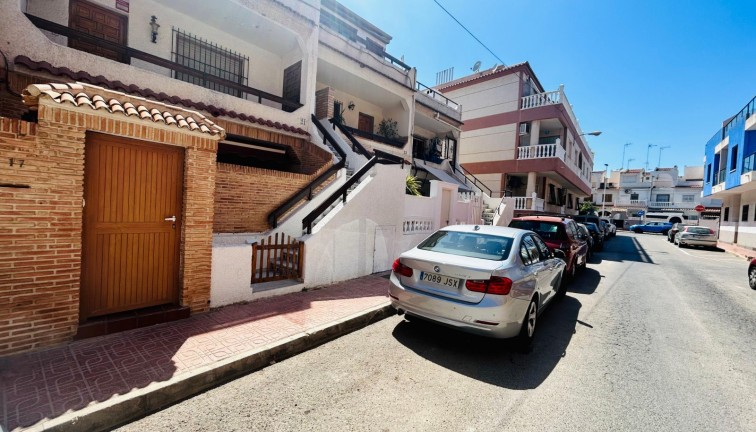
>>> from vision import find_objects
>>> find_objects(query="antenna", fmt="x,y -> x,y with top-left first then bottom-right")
435,67 -> 455,86
471,60 -> 481,72
657,145 -> 671,168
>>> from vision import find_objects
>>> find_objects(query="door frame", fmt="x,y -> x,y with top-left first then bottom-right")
80,132 -> 185,320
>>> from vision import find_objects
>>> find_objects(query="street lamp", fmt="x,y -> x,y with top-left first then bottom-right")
601,163 -> 609,217
621,142 -> 632,169
580,131 -> 602,137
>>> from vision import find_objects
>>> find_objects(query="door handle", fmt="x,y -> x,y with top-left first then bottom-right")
164,216 -> 177,222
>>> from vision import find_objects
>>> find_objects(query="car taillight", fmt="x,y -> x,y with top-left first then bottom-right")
392,258 -> 413,277
465,276 -> 512,295
709,229 -> 715,235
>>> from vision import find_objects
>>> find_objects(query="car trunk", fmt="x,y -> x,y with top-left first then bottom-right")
397,249 -> 506,304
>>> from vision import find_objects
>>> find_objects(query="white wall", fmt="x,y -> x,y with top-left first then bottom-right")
459,124 -> 517,164
210,244 -> 252,307
445,73 -> 520,120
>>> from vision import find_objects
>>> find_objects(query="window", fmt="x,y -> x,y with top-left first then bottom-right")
532,235 -> 552,260
706,164 -> 712,182
602,194 -> 613,203
742,205 -> 749,222
578,153 -> 583,169
630,193 -> 639,200
173,29 -> 248,97
724,207 -> 730,221
682,195 -> 695,202
522,236 -> 540,264
731,146 -> 738,171
520,244 -> 533,265
655,194 -> 670,202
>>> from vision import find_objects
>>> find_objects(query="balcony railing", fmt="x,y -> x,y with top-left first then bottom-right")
25,14 -> 303,112
513,196 -> 545,211
518,143 -> 566,160
521,85 -> 588,150
648,201 -> 697,209
743,152 -> 756,174
616,200 -> 647,207
415,81 -> 461,112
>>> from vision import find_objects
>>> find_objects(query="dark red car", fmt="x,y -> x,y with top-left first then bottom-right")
749,258 -> 756,290
509,216 -> 589,279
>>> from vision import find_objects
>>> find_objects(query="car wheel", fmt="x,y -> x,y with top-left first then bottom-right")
517,299 -> 538,351
568,259 -> 577,280
678,241 -> 684,248
749,267 -> 756,290
557,270 -> 567,299
662,230 -> 669,235
634,228 -> 642,233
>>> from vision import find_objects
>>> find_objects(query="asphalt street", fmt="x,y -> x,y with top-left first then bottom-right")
118,231 -> 756,432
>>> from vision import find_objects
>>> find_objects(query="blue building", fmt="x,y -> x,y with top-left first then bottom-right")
703,96 -> 756,249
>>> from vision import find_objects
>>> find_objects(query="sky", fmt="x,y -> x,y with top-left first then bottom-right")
338,0 -> 756,173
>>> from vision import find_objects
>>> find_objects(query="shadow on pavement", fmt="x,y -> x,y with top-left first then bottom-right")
569,267 -> 603,295
598,233 -> 655,264
391,296 -> 582,390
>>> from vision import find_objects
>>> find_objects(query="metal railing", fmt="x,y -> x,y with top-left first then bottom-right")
340,124 -> 406,148
415,81 -> 461,112
743,152 -> 756,174
302,156 -> 377,234
723,95 -> 756,137
717,169 -> 727,185
450,164 -> 492,196
268,114 -> 346,228
25,14 -> 303,112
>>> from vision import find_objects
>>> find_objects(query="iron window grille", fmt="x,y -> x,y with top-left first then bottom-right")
172,28 -> 249,97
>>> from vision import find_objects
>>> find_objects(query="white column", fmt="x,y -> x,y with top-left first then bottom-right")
525,172 -> 537,196
529,120 -> 541,147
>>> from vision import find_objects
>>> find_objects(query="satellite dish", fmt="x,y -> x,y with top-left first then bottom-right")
491,63 -> 498,71
471,60 -> 481,72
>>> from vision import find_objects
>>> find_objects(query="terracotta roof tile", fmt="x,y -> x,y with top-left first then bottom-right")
22,82 -> 224,137
16,55 -> 309,136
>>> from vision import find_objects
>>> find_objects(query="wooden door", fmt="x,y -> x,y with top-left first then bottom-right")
358,113 -> 374,134
81,133 -> 184,320
282,61 -> 302,113
69,0 -> 128,63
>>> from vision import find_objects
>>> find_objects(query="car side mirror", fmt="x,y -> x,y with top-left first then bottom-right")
553,249 -> 566,260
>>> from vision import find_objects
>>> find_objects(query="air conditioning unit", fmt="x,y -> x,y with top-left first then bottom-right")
624,189 -> 631,193
519,123 -> 530,135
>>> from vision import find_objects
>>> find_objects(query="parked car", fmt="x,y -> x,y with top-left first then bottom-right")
667,223 -> 694,243
573,215 -> 601,233
600,218 -> 617,237
584,222 -> 604,251
628,221 -> 673,234
576,223 -> 594,260
674,226 -> 717,248
388,225 -> 567,347
748,258 -> 756,290
509,216 -> 588,280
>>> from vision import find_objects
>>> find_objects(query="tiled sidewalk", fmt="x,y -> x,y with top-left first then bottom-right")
0,274 -> 391,431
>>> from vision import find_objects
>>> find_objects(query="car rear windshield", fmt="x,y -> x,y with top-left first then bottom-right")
509,220 -> 566,242
686,227 -> 712,234
417,231 -> 513,261
584,223 -> 599,232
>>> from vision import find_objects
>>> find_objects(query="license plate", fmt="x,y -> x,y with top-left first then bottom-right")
420,272 -> 459,289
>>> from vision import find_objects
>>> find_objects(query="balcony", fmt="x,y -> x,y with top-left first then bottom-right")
518,143 -> 566,160
19,11 -> 304,117
520,85 -> 587,140
513,196 -> 545,211
415,82 -> 462,122
616,200 -> 647,207
648,201 -> 697,209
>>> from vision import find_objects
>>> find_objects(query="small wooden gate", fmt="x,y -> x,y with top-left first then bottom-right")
251,233 -> 304,284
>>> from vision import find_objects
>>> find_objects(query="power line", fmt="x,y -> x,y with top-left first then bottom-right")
432,0 -> 506,67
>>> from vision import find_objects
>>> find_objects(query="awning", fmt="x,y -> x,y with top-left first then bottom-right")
416,165 -> 474,193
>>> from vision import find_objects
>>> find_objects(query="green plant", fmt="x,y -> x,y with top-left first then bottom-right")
377,118 -> 399,140
406,175 -> 421,196
332,103 -> 346,125
579,201 -> 597,214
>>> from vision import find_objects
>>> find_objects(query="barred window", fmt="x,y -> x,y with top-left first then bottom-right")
173,29 -> 248,97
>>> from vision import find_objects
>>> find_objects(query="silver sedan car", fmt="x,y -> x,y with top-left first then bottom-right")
675,226 -> 717,248
389,225 -> 566,347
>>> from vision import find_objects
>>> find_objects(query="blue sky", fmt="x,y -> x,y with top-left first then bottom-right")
338,0 -> 756,173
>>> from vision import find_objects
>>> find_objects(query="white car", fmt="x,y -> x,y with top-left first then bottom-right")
388,225 -> 566,348
600,218 -> 617,237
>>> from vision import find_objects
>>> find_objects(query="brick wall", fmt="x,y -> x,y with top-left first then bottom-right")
315,87 -> 334,120
214,162 -> 332,233
0,71 -> 47,119
0,98 -> 220,355
0,116 -> 83,355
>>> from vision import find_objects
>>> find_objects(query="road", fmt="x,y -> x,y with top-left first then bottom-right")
118,232 -> 756,432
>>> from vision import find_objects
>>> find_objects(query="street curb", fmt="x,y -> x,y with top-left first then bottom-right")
28,302 -> 395,432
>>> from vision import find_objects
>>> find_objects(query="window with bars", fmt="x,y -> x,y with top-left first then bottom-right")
172,29 -> 249,97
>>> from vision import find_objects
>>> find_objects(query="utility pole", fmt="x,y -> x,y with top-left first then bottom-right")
645,144 -> 657,171
602,164 -> 609,217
